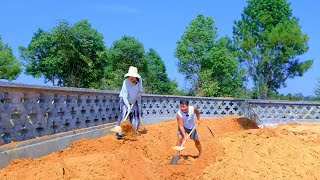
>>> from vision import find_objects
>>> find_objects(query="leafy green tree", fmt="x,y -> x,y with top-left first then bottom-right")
143,48 -> 178,94
0,36 -> 21,80
199,37 -> 245,97
20,29 -> 59,85
175,14 -> 218,94
175,14 -> 245,97
104,36 -> 146,90
20,20 -> 106,88
233,0 -> 313,99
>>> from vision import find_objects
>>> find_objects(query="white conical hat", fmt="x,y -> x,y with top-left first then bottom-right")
124,66 -> 141,79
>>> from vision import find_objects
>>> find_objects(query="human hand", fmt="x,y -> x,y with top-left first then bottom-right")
128,105 -> 135,113
183,135 -> 189,142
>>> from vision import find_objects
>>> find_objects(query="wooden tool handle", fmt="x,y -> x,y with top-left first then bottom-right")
122,104 -> 133,122
122,93 -> 140,122
180,123 -> 199,147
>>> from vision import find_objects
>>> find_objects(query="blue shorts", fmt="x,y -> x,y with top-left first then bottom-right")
177,127 -> 199,140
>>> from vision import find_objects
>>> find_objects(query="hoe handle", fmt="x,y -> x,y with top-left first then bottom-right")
123,93 -> 140,122
180,123 -> 199,147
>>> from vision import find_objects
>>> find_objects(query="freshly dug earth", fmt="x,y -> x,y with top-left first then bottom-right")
200,122 -> 320,180
1,117 -> 320,180
121,120 -> 137,137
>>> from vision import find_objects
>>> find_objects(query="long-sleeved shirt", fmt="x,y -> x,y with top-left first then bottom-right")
119,78 -> 143,107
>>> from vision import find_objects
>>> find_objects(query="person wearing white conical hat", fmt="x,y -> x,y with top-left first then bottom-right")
116,66 -> 143,139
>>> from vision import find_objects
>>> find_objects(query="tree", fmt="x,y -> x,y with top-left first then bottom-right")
199,37 -> 245,97
175,14 -> 245,97
20,20 -> 106,88
143,48 -> 178,94
104,36 -> 146,90
233,0 -> 313,99
175,14 -> 218,94
0,36 -> 21,80
315,78 -> 320,97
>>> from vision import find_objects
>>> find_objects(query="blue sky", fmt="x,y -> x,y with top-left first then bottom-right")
0,0 -> 319,96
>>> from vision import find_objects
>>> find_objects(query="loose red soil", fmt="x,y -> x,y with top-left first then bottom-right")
1,116 -> 320,180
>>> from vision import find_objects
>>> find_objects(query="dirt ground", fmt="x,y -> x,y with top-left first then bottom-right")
1,116 -> 320,180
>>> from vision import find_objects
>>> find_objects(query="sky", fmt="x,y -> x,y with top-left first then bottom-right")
0,0 -> 319,96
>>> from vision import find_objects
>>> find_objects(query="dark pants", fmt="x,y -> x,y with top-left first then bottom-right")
177,126 -> 199,140
117,98 -> 140,130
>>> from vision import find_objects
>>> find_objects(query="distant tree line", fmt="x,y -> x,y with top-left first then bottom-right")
0,36 -> 21,81
1,0 -> 319,100
18,20 -> 179,95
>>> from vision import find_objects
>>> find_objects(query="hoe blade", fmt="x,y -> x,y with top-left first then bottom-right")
169,155 -> 180,165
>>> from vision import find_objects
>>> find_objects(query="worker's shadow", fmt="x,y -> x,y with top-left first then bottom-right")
137,129 -> 148,135
122,136 -> 139,141
180,154 -> 199,160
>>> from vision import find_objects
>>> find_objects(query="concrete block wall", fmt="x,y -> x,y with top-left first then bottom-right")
0,82 -> 120,144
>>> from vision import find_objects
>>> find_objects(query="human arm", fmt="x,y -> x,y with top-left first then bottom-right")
137,78 -> 143,99
120,80 -> 131,111
177,114 -> 188,141
139,78 -> 143,94
194,106 -> 201,124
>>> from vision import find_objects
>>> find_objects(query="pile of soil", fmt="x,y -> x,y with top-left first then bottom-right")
121,120 -> 137,138
1,116 -> 320,180
200,122 -> 320,180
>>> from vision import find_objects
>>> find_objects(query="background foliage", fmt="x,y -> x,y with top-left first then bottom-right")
1,0 -> 318,100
